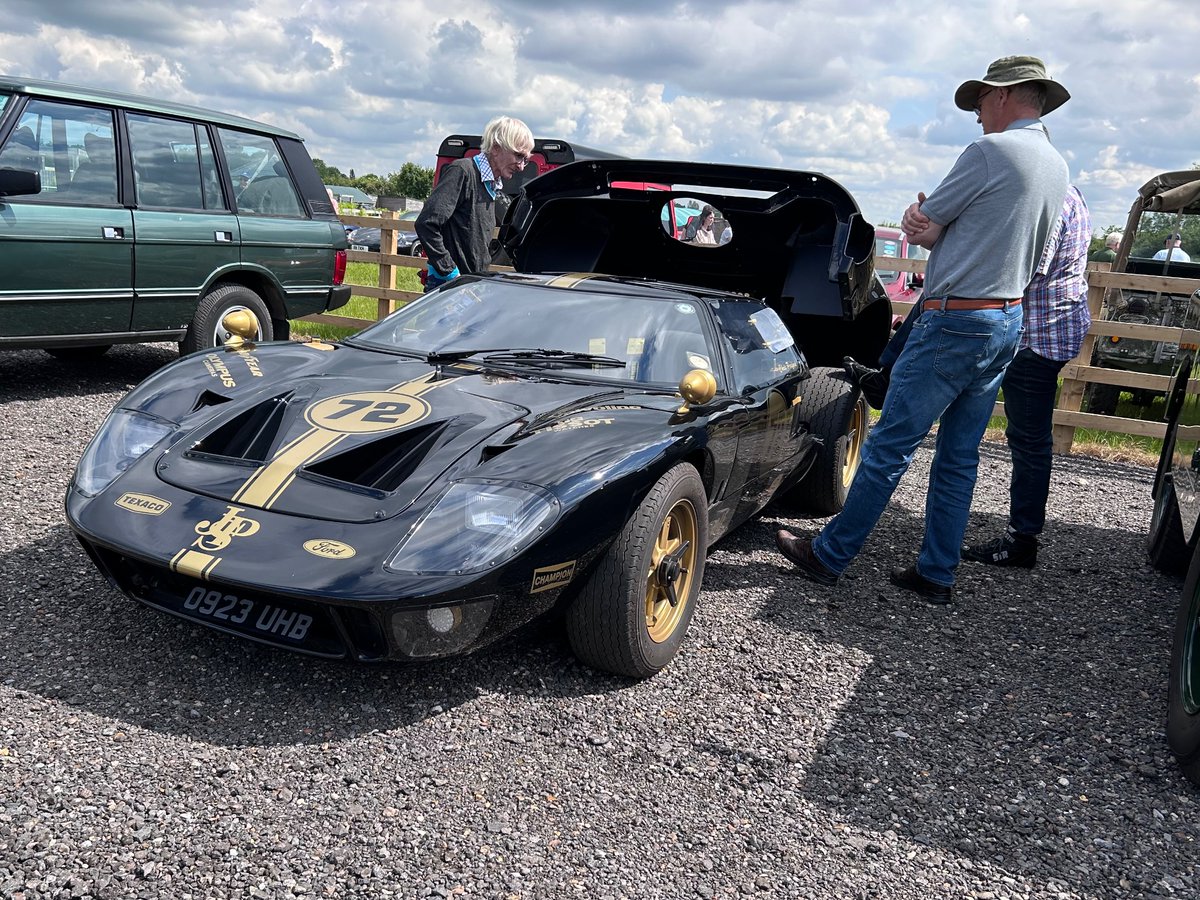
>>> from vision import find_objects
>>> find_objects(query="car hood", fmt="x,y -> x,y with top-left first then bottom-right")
142,344 -> 675,525
499,159 -> 877,320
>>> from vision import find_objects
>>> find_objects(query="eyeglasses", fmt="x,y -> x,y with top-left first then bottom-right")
972,87 -> 997,116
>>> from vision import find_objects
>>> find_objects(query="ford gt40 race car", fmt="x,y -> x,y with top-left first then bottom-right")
67,161 -> 890,678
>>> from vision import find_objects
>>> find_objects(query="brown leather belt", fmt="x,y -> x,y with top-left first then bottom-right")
922,297 -> 1022,311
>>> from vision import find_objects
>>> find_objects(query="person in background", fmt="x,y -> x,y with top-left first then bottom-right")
775,55 -> 1070,604
416,116 -> 534,292
684,206 -> 717,244
1089,231 -> 1121,264
1153,233 -> 1191,262
961,185 -> 1092,568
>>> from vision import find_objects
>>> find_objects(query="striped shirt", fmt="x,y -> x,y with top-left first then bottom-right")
1022,184 -> 1092,361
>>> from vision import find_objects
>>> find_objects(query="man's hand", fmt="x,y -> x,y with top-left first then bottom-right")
424,265 -> 461,289
901,191 -> 943,249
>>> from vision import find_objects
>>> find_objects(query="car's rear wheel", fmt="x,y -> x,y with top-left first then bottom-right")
566,463 -> 707,678
1083,382 -> 1121,416
1168,543 -> 1200,787
786,366 -> 866,515
1149,477 -> 1191,577
411,241 -> 424,258
181,284 -> 272,355
45,345 -> 112,362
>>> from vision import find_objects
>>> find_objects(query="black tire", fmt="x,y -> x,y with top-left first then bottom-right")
566,463 -> 708,678
411,241 -> 424,258
786,366 -> 867,515
1167,542 -> 1200,787
180,284 -> 272,355
1130,389 -> 1162,407
44,345 -> 112,361
1083,382 -> 1121,416
1149,477 -> 1191,577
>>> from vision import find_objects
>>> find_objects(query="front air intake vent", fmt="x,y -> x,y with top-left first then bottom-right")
306,421 -> 451,493
192,390 -> 234,413
188,392 -> 293,462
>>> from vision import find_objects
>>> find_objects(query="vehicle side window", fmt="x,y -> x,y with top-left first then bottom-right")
218,128 -> 304,217
128,114 -> 223,210
0,99 -> 117,205
714,302 -> 804,394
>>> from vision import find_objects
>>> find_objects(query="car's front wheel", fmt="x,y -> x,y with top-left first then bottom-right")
1149,477 -> 1191,577
1168,543 -> 1200,787
181,284 -> 272,355
566,463 -> 707,678
786,366 -> 866,515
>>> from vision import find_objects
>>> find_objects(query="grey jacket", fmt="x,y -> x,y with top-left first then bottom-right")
415,158 -> 497,276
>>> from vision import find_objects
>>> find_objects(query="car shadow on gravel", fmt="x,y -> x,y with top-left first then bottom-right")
0,344 -> 178,404
712,489 -> 1200,887
0,524 -> 607,749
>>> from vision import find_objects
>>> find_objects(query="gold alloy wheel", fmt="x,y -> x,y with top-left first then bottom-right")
842,398 -> 866,488
645,498 -> 698,643
218,307 -> 263,344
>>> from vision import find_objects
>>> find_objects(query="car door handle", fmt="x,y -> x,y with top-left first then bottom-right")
214,231 -> 233,243
102,226 -> 125,239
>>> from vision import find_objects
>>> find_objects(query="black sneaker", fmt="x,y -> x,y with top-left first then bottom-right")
842,356 -> 889,410
962,531 -> 1038,568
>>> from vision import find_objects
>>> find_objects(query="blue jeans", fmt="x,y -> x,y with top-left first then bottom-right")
812,304 -> 1023,586
1001,348 -> 1066,536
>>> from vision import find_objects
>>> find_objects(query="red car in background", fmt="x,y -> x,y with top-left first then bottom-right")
874,226 -> 926,304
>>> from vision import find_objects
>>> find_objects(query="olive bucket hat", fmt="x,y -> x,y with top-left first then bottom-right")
954,55 -> 1070,115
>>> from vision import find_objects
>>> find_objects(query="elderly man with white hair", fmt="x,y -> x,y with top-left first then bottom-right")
1089,231 -> 1122,264
416,115 -> 534,291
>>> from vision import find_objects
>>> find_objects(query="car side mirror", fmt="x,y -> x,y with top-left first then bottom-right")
0,168 -> 41,197
676,368 -> 717,414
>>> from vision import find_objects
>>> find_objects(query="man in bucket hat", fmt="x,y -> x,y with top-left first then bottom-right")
775,55 -> 1069,604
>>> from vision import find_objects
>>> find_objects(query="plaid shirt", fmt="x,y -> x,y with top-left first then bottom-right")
1022,184 -> 1092,361
472,153 -> 501,198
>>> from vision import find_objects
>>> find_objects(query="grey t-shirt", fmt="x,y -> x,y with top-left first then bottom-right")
920,119 -> 1068,300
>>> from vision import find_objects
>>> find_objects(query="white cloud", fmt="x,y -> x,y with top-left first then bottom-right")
0,0 -> 1198,228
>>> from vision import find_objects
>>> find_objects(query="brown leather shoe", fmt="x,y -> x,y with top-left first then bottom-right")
889,565 -> 953,604
775,529 -> 839,586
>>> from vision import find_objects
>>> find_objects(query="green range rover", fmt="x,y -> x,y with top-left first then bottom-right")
0,75 -> 350,360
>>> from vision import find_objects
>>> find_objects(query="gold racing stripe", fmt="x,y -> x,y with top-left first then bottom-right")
230,374 -> 455,510
546,273 -> 598,289
171,548 -> 222,580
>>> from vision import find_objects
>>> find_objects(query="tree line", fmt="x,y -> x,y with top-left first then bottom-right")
313,159 -> 434,201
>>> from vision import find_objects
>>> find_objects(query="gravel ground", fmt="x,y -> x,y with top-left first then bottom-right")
1,344 -> 1197,900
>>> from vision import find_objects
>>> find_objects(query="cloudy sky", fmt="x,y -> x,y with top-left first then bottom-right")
2,0 -> 1197,231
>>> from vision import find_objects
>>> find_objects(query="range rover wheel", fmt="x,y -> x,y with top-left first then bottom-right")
1148,477 -> 1190,577
45,345 -> 112,361
1083,382 -> 1121,416
181,284 -> 272,355
787,366 -> 866,515
567,463 -> 707,678
1167,544 -> 1200,787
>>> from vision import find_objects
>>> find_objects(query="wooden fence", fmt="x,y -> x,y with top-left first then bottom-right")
303,214 -> 1200,454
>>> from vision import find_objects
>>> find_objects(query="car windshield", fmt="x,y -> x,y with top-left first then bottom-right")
349,278 -> 719,387
0,93 -> 9,117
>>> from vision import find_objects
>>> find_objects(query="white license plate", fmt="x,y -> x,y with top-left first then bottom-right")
351,244 -> 368,251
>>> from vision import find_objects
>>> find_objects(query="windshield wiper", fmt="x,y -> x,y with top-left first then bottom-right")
483,349 -> 626,369
426,348 -> 626,369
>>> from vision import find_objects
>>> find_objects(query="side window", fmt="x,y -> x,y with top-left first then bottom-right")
218,128 -> 303,217
0,99 -> 117,205
128,114 -> 221,210
714,302 -> 804,394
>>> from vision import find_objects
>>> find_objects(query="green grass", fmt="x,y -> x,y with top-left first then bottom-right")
290,261 -> 423,341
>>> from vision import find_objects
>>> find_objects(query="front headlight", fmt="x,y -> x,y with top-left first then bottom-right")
385,480 -> 561,575
73,409 -> 176,497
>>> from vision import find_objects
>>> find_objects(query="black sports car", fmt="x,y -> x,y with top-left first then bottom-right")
66,161 -> 890,677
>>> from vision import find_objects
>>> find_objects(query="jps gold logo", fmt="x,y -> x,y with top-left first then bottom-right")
115,493 -> 171,516
193,506 -> 261,552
